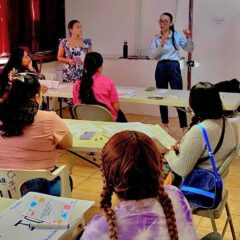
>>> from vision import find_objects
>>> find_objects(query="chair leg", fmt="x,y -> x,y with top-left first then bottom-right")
208,210 -> 218,233
225,202 -> 237,240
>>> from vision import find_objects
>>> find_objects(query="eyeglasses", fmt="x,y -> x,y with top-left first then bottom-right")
158,20 -> 170,25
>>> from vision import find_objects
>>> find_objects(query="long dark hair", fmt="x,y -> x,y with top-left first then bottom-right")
100,131 -> 178,240
1,47 -> 28,80
79,52 -> 105,107
0,73 -> 41,137
68,19 -> 80,36
189,82 -> 224,127
162,12 -> 177,50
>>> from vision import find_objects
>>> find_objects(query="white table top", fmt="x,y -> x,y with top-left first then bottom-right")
43,84 -> 240,111
64,119 -> 176,153
0,198 -> 16,213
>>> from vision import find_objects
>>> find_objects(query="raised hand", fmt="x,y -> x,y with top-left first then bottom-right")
183,29 -> 191,38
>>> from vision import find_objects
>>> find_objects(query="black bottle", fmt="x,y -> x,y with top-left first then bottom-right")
123,40 -> 128,59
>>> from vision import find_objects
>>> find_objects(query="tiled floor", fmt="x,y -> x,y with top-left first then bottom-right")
57,112 -> 240,239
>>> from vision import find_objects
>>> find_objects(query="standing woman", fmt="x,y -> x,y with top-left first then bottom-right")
150,12 -> 194,133
57,20 -> 92,83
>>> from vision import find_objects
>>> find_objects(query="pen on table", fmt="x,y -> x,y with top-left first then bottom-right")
29,223 -> 70,229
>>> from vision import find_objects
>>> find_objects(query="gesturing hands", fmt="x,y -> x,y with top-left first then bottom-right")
68,59 -> 76,65
183,29 -> 191,38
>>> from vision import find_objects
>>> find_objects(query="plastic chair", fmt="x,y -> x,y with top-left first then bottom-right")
71,104 -> 114,122
0,165 -> 71,199
193,190 -> 236,240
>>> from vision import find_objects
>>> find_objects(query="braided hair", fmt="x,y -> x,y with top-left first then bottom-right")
162,12 -> 178,50
100,130 -> 179,240
189,82 -> 224,128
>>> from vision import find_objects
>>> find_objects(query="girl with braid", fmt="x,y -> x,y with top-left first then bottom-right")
81,131 -> 196,240
72,52 -> 127,122
150,12 -> 194,134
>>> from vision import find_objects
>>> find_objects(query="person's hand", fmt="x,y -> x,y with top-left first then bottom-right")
8,68 -> 18,82
68,59 -> 76,65
27,60 -> 36,72
163,141 -> 180,156
41,84 -> 48,93
183,29 -> 191,38
171,142 -> 180,154
38,73 -> 45,80
78,59 -> 84,66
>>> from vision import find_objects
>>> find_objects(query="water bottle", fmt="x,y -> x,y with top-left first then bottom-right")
57,69 -> 63,84
123,40 -> 128,59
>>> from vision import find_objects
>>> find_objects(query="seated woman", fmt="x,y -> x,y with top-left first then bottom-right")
0,73 -> 72,196
72,52 -> 127,122
166,82 -> 237,185
81,131 -> 197,239
0,47 -> 47,109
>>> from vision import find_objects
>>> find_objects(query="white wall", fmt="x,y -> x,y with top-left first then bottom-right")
44,0 -> 239,117
65,0 -> 240,85
191,0 -> 240,85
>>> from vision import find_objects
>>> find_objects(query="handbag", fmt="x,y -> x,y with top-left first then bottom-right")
180,123 -> 223,209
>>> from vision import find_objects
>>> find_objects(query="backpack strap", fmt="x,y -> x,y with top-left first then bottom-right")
198,118 -> 225,164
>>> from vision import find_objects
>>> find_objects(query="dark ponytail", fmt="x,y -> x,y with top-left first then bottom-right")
79,52 -> 105,107
162,12 -> 178,50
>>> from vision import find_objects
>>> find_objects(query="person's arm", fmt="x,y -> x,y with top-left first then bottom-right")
112,102 -> 120,111
149,36 -> 165,60
109,80 -> 120,111
58,132 -> 72,149
57,43 -> 76,65
52,112 -> 73,149
167,125 -> 205,177
179,30 -> 194,53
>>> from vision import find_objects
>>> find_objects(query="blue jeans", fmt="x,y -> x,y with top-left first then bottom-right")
155,60 -> 187,128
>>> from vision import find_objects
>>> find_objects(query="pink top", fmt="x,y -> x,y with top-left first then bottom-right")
0,111 -> 70,170
72,72 -> 119,120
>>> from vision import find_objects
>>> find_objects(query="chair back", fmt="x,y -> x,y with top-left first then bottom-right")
72,104 -> 114,122
0,165 -> 71,199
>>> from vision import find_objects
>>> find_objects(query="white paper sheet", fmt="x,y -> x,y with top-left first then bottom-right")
117,88 -> 136,97
63,120 -> 102,135
101,122 -> 155,138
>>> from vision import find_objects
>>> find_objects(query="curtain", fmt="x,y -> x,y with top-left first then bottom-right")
0,0 -> 10,55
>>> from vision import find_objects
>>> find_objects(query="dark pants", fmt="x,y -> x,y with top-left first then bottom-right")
155,60 -> 187,128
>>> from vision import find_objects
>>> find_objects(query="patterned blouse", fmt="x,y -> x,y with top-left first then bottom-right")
59,38 -> 92,83
81,185 -> 197,240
